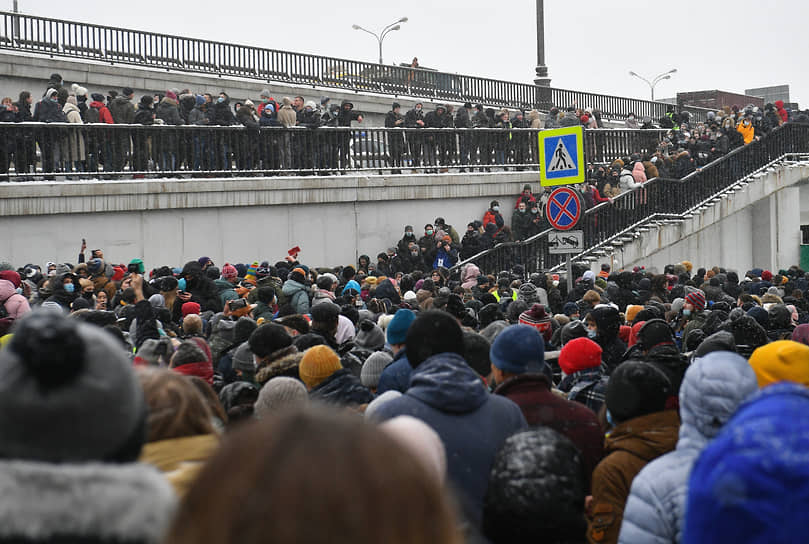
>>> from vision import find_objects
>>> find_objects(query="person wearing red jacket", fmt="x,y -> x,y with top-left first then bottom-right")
482,200 -> 504,232
514,184 -> 537,209
86,93 -> 114,123
775,100 -> 789,124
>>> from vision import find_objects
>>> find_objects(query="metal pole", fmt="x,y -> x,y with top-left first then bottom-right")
378,38 -> 383,65
534,0 -> 550,86
566,255 -> 573,292
12,0 -> 20,40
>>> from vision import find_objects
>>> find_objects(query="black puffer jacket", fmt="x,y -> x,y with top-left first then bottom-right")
589,306 -> 626,374
180,261 -> 223,313
310,369 -> 373,406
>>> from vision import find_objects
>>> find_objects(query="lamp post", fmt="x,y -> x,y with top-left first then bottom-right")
628,69 -> 677,101
534,0 -> 550,86
352,17 -> 408,65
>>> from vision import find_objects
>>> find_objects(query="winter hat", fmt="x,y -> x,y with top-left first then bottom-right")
490,324 -> 545,375
0,312 -> 146,462
606,360 -> 671,423
254,377 -> 308,418
165,90 -> 177,101
685,291 -> 706,311
360,351 -> 393,388
289,269 -> 306,284
562,301 -> 579,317
683,383 -> 809,544
232,342 -> 255,374
170,341 -> 207,368
746,306 -> 769,329
636,319 -> 675,351
403,290 -> 418,304
386,308 -> 416,345
181,302 -> 201,317
248,323 -> 293,358
222,263 -> 238,280
517,282 -> 540,304
761,269 -> 773,282
791,324 -> 809,346
53,263 -> 71,278
354,319 -> 386,350
139,95 -> 153,107
518,303 -> 552,341
90,92 -> 105,102
560,320 -> 588,345
334,315 -> 355,345
380,416 -> 446,482
299,345 -> 342,389
364,390 -> 402,421
0,270 -> 21,288
558,337 -> 603,375
233,316 -> 258,345
625,305 -> 643,324
748,340 -> 809,388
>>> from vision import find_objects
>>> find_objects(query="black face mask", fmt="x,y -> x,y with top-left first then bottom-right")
83,292 -> 94,301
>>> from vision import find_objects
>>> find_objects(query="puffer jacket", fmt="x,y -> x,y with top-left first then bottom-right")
460,263 -> 481,290
373,352 -> 527,529
309,368 -> 374,406
282,279 -> 310,314
618,351 -> 758,544
587,410 -> 679,544
0,279 -> 31,320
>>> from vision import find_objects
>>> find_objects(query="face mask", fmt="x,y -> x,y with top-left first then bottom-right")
411,251 -> 419,257
531,208 -> 538,214
426,229 -> 433,236
405,231 -> 414,238
683,309 -> 692,317
606,409 -> 615,427
15,287 -> 23,295
587,329 -> 597,339
178,278 -> 187,291
519,208 -> 526,213
628,116 -> 635,120
83,292 -> 94,301
63,283 -> 75,293
217,97 -> 225,103
492,206 -> 499,212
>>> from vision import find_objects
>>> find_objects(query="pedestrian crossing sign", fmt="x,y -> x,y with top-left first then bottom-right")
539,125 -> 585,186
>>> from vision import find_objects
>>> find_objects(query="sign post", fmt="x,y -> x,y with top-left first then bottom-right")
548,229 -> 583,292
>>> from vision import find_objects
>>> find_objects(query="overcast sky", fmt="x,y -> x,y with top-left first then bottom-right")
5,0 -> 808,106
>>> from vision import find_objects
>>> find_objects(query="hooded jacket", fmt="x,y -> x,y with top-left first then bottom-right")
373,352 -> 527,529
180,261 -> 223,313
281,278 -> 310,315
109,95 -> 135,124
156,97 -> 184,126
618,351 -> 757,544
0,279 -> 31,320
590,306 -> 627,374
588,410 -> 680,544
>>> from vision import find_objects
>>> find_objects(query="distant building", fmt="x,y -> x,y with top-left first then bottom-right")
745,85 -> 790,105
677,90 -> 764,111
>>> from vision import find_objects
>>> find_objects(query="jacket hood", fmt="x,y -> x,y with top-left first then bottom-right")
590,305 -> 621,341
281,279 -> 307,295
0,279 -> 14,302
310,368 -> 373,406
678,351 -> 758,450
606,409 -> 679,462
407,352 -> 488,413
461,264 -> 481,284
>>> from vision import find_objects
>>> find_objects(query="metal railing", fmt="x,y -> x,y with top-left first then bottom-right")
451,123 -> 809,276
0,125 -> 668,181
0,11 -> 711,122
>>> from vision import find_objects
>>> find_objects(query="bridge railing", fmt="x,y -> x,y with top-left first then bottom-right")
0,11 -> 711,122
0,124 -> 667,181
450,123 -> 809,276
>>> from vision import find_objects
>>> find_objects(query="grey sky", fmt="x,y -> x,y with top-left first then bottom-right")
5,0 -> 808,106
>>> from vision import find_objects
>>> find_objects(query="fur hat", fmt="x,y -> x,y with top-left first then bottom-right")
360,351 -> 393,388
606,360 -> 671,423
299,345 -> 342,389
254,377 -> 308,418
0,312 -> 146,462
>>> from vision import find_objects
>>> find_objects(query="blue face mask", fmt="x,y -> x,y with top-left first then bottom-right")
606,409 -> 615,427
587,329 -> 597,339
15,287 -> 23,295
178,278 -> 187,291
683,309 -> 692,317
63,283 -> 75,293
217,97 -> 225,103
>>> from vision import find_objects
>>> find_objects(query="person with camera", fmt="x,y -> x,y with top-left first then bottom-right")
433,236 -> 458,270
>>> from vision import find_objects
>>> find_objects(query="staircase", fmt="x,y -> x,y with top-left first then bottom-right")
451,123 -> 809,276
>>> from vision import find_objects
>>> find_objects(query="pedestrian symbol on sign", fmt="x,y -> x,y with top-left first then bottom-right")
549,139 -> 575,172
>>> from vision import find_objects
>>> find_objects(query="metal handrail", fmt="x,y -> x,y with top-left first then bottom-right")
0,10 -> 712,122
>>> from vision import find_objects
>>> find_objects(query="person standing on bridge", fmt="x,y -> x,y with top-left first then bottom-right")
405,103 -> 425,171
385,102 -> 405,174
455,102 -> 473,171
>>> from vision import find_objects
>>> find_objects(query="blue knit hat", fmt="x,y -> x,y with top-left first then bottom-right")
490,324 -> 546,375
386,309 -> 416,345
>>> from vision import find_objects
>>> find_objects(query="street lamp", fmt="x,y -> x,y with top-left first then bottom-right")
628,68 -> 677,101
352,17 -> 408,65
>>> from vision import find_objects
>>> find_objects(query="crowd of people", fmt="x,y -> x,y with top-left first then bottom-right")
1,243 -> 809,543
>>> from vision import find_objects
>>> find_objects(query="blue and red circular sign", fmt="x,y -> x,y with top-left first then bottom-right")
546,187 -> 581,231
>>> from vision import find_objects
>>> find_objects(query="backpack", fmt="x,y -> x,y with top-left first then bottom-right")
0,300 -> 12,336
85,105 -> 101,124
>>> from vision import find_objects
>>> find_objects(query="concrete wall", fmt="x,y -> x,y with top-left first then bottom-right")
0,171 -> 537,269
589,163 -> 809,274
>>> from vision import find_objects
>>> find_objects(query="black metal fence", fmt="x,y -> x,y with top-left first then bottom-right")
0,11 -> 711,122
452,123 -> 809,276
0,124 -> 667,181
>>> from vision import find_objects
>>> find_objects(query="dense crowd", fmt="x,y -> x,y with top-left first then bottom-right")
1,245 -> 809,543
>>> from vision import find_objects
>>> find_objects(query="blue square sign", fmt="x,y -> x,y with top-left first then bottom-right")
539,126 -> 585,186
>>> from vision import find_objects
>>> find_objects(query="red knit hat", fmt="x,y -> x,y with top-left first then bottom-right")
222,263 -> 238,280
111,266 -> 125,282
181,301 -> 201,317
558,337 -> 603,375
0,270 -> 21,289
628,321 -> 645,348
761,270 -> 773,282
619,324 -> 631,344
685,291 -> 706,312
519,303 -> 552,341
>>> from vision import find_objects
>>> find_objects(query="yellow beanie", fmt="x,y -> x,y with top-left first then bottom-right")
625,305 -> 643,324
299,345 -> 342,389
749,340 -> 809,388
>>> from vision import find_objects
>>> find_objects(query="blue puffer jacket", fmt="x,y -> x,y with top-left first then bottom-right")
682,382 -> 809,544
618,351 -> 758,544
373,352 -> 527,529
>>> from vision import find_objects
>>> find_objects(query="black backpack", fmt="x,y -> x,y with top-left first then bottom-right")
0,300 -> 12,336
85,105 -> 101,124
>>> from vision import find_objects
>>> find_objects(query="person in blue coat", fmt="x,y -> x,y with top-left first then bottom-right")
618,349 -> 758,544
376,309 -> 416,394
373,311 -> 527,532
683,382 -> 809,544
